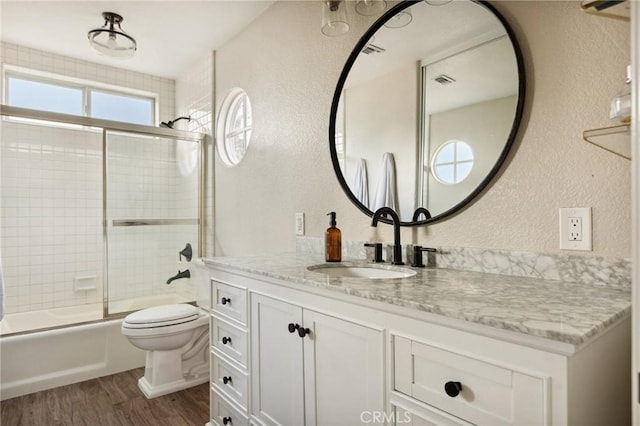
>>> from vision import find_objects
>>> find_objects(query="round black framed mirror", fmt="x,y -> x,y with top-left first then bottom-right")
329,0 -> 525,226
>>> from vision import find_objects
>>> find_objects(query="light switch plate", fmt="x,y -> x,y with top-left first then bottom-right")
295,212 -> 305,236
559,207 -> 592,251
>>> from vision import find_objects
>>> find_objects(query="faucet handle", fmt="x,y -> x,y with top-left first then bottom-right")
411,246 -> 437,268
364,243 -> 384,263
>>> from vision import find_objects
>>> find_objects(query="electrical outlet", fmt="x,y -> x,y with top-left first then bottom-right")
568,217 -> 582,241
295,212 -> 305,236
559,207 -> 592,251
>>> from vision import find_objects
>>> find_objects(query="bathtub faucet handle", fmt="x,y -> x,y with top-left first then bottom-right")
166,269 -> 191,285
179,243 -> 193,262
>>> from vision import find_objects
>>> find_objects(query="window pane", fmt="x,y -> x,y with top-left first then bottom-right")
91,90 -> 153,125
8,77 -> 83,115
456,142 -> 474,161
437,143 -> 455,164
435,164 -> 455,184
456,161 -> 473,181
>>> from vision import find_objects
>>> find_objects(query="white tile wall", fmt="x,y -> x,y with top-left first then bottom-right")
176,53 -> 214,262
1,121 -> 103,313
0,42 -> 207,314
106,133 -> 200,303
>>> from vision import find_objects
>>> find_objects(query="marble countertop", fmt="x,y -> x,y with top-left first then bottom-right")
203,253 -> 631,347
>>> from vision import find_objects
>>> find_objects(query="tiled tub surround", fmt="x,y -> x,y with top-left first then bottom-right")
204,252 -> 630,348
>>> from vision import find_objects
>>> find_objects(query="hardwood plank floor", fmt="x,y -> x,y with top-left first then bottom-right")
0,368 -> 209,426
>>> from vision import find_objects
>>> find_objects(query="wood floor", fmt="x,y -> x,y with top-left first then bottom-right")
0,367 -> 209,426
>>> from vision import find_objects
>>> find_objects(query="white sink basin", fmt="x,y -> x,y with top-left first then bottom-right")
307,264 -> 416,279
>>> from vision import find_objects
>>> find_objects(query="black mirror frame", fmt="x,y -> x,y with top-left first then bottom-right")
328,0 -> 526,226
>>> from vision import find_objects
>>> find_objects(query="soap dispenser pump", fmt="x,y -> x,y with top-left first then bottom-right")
325,211 -> 342,262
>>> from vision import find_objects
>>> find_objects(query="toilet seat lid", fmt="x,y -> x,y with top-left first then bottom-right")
124,304 -> 200,325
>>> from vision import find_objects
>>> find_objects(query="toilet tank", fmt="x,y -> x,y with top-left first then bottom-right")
191,259 -> 211,311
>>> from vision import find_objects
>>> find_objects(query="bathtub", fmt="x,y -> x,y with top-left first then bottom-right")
0,293 -> 202,400
0,317 -> 146,400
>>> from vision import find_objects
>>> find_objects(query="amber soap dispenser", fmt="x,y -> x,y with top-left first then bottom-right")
325,212 -> 342,262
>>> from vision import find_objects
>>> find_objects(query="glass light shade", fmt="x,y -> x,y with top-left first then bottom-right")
355,0 -> 387,16
322,0 -> 350,37
88,12 -> 136,58
384,8 -> 413,28
425,0 -> 453,5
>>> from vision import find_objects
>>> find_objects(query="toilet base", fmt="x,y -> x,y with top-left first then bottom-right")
137,374 -> 208,399
134,324 -> 209,399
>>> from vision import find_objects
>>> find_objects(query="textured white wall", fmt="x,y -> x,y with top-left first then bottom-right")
214,1 -> 631,259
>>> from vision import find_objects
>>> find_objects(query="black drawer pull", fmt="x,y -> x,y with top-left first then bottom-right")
222,376 -> 232,385
222,416 -> 232,425
221,336 -> 231,345
221,297 -> 231,305
444,381 -> 463,397
288,323 -> 300,333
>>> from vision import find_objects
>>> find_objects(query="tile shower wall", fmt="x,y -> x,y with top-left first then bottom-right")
106,133 -> 200,302
0,41 -> 206,314
0,121 -> 103,314
176,53 -> 214,260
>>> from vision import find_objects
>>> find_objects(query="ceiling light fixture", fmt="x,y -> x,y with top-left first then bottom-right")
322,1 -> 350,37
88,12 -> 137,59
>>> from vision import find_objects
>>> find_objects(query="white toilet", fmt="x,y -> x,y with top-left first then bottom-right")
121,262 -> 210,399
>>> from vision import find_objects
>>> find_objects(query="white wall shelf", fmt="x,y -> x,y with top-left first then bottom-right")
583,124 -> 631,160
581,0 -> 630,21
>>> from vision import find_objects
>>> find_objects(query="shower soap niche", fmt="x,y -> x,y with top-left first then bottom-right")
74,275 -> 98,292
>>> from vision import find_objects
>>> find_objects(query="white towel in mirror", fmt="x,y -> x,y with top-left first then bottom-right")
353,158 -> 369,208
372,152 -> 398,212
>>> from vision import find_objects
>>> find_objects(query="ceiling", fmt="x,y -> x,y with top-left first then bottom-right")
0,1 -> 274,79
346,0 -> 517,113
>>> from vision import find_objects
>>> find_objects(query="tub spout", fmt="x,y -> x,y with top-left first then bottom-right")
166,269 -> 190,285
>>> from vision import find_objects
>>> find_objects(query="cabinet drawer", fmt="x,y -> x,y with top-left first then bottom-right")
392,404 -> 473,426
394,336 -> 547,426
211,389 -> 249,426
212,280 -> 248,325
212,316 -> 248,367
212,352 -> 249,409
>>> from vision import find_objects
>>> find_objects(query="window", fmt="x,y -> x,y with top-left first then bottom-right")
7,77 -> 83,116
216,88 -> 252,166
431,140 -> 474,184
5,72 -> 155,126
91,90 -> 153,125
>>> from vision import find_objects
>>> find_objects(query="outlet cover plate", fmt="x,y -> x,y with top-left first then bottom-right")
559,207 -> 592,251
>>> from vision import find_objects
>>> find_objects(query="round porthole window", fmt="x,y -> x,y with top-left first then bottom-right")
430,140 -> 474,185
216,88 -> 252,166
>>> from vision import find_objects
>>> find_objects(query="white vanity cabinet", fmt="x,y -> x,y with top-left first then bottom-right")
206,262 -> 631,426
251,293 -> 384,426
210,279 -> 250,426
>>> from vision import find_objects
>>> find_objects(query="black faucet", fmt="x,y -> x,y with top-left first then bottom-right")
371,207 -> 404,265
166,269 -> 190,285
412,207 -> 432,222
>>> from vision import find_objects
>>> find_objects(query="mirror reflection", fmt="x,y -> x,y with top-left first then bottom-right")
332,0 -> 524,224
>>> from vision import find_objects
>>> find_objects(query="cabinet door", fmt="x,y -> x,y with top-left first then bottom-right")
251,294 -> 304,426
302,310 -> 384,426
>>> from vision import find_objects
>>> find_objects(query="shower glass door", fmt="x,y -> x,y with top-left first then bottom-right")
104,130 -> 202,316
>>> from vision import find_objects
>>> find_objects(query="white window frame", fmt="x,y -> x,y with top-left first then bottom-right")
216,87 -> 252,167
430,139 -> 474,185
3,65 -> 158,125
